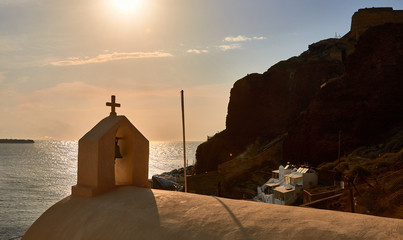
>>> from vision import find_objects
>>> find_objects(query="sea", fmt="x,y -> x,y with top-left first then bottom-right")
0,140 -> 201,240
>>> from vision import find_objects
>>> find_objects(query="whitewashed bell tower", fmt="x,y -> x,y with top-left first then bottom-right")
72,95 -> 150,197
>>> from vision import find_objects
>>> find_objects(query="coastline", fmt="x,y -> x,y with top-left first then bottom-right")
151,165 -> 194,191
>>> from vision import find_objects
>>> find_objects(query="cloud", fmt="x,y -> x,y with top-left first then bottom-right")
224,35 -> 250,42
224,35 -> 266,42
219,35 -> 266,51
186,49 -> 208,54
50,51 -> 173,66
224,35 -> 251,42
218,44 -> 241,51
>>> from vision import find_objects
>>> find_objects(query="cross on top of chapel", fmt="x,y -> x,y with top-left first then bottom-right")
106,95 -> 121,116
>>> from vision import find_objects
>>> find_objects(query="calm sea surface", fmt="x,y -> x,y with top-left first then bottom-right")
0,140 -> 201,240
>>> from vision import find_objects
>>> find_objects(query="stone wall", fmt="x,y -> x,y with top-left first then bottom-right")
351,7 -> 403,40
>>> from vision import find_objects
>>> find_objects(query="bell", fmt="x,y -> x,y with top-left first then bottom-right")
114,138 -> 123,159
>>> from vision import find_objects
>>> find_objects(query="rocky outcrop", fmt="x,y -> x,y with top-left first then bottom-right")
350,7 -> 403,40
192,9 -> 403,216
196,14 -> 403,175
151,166 -> 195,191
196,37 -> 349,173
283,23 -> 403,166
151,176 -> 182,191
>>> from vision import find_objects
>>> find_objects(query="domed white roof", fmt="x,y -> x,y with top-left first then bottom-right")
23,187 -> 402,240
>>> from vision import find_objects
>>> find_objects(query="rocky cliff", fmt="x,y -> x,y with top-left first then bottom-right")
196,22 -> 403,174
192,9 -> 403,218
196,33 -> 352,173
350,7 -> 403,40
283,23 -> 403,166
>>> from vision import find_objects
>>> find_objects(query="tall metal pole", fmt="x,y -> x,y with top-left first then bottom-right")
181,90 -> 187,192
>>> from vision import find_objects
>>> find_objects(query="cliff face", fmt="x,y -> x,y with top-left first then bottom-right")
351,7 -> 403,40
226,57 -> 345,138
196,22 -> 403,174
193,10 -> 403,218
283,23 -> 403,166
196,38 -> 348,173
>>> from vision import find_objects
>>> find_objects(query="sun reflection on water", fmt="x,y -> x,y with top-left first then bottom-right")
0,140 -> 201,239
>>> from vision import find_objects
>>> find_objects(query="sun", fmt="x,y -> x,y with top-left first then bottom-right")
113,0 -> 138,11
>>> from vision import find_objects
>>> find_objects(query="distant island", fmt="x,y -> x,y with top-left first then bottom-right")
0,139 -> 34,143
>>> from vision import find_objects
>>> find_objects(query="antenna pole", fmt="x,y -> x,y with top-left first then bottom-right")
181,90 -> 187,192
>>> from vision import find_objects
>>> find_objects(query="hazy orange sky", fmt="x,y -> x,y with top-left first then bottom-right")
1,0 -> 403,141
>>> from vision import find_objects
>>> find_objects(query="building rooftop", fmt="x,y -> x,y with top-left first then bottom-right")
286,173 -> 303,179
265,183 -> 280,188
274,185 -> 295,194
296,167 -> 309,174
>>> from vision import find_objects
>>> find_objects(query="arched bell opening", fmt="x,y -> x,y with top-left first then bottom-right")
114,126 -> 134,186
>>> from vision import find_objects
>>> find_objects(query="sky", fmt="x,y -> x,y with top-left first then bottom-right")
1,0 -> 403,141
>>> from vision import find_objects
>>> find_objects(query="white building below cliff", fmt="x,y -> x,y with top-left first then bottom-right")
256,164 -> 318,205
